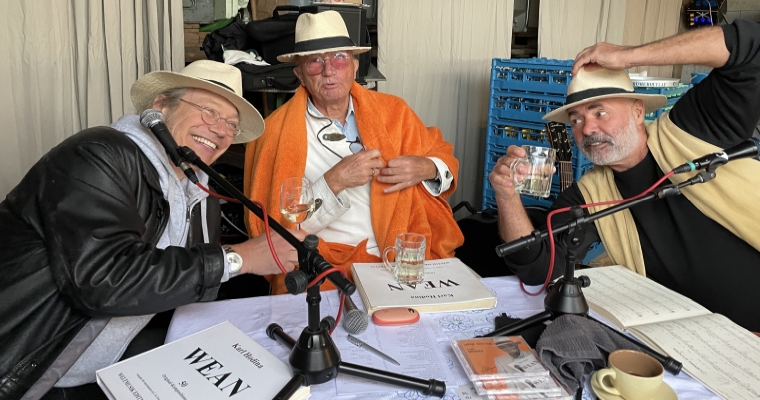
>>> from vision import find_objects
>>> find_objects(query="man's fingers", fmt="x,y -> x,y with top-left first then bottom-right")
383,181 -> 413,194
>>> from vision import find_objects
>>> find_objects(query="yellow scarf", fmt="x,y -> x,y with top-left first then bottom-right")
577,114 -> 760,275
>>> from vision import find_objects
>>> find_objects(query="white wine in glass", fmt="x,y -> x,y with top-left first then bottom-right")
279,177 -> 315,230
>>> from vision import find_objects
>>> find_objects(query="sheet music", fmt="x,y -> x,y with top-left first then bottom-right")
630,313 -> 760,400
580,265 -> 711,329
324,292 -> 459,395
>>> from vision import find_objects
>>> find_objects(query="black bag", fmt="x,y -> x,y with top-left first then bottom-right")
202,21 -> 250,62
246,6 -> 306,64
235,62 -> 300,91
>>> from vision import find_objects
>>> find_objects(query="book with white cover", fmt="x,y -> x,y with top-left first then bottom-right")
581,265 -> 760,400
351,258 -> 497,314
96,321 -> 309,400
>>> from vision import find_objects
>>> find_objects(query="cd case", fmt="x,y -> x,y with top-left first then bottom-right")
473,374 -> 563,396
451,336 -> 551,381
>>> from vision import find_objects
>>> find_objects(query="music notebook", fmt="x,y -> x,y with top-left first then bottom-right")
351,258 -> 497,315
581,265 -> 760,400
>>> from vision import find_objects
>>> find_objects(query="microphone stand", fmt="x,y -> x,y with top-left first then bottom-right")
479,169 -> 719,376
176,146 -> 447,399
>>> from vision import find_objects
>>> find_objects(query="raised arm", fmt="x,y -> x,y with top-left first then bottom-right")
572,25 -> 730,74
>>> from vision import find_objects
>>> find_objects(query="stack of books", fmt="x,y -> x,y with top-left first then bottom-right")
450,336 -> 572,399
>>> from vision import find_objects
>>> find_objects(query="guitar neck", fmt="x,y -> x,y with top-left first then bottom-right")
558,161 -> 573,191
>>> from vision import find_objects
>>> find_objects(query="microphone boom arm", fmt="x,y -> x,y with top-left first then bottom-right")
496,175 -> 711,258
176,146 -> 355,295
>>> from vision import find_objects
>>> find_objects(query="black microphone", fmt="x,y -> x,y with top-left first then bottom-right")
673,137 -> 760,174
140,109 -> 199,183
342,294 -> 368,334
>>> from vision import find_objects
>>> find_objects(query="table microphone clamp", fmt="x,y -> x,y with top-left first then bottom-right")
176,145 -> 446,400
480,171 -> 720,377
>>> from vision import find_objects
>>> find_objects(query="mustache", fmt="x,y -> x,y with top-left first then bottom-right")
581,134 -> 615,147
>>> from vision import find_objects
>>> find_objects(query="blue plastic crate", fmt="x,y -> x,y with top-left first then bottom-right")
487,120 -> 553,148
633,83 -> 691,97
635,84 -> 691,106
491,58 -> 573,95
489,89 -> 567,124
582,242 -> 606,264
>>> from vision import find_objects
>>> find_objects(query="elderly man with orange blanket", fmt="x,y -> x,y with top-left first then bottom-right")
244,11 -> 463,294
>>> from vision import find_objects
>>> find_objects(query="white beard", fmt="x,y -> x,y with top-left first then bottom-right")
578,114 -> 641,166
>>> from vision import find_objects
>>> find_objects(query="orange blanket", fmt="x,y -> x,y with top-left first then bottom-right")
244,83 -> 464,294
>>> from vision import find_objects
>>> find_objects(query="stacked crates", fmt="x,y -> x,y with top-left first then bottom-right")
483,58 -> 599,261
635,84 -> 692,123
483,58 -> 593,211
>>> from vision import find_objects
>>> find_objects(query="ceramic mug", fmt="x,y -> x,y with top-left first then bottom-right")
382,233 -> 426,284
595,350 -> 664,400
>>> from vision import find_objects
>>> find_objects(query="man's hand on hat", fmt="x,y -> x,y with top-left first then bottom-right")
572,42 -> 631,75
324,148 -> 385,194
377,156 -> 438,194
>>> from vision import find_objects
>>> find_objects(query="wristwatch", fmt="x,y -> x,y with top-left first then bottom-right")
222,245 -> 243,278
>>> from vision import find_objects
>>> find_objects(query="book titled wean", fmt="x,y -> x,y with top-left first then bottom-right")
351,257 -> 497,314
96,321 -> 309,400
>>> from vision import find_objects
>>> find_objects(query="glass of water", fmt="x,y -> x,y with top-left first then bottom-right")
510,145 -> 556,198
382,233 -> 427,285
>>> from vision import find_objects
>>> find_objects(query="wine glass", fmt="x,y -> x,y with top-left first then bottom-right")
279,177 -> 315,231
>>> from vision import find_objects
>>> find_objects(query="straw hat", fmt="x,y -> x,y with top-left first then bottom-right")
543,66 -> 667,124
277,11 -> 370,63
131,60 -> 264,144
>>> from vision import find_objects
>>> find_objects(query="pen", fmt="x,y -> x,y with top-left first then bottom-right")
347,334 -> 401,366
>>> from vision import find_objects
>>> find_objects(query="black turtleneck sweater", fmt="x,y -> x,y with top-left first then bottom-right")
504,19 -> 760,332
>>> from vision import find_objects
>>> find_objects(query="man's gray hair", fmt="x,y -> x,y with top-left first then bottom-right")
155,88 -> 188,111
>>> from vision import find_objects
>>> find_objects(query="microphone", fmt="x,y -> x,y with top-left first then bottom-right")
140,109 -> 199,183
342,294 -> 368,334
673,137 -> 760,174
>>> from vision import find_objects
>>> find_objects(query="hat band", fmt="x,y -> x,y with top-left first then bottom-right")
293,36 -> 357,55
201,78 -> 234,93
565,87 -> 634,105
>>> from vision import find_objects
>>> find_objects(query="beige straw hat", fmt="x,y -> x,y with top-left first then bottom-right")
543,66 -> 667,124
277,11 -> 371,63
131,60 -> 264,144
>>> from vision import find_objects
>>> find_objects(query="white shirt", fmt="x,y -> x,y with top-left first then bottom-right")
299,96 -> 453,256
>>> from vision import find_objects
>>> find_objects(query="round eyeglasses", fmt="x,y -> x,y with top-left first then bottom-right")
180,99 -> 242,138
302,51 -> 353,75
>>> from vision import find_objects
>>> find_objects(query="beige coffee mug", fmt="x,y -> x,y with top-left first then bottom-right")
595,350 -> 664,400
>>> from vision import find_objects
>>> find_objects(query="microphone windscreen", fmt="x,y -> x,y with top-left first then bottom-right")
343,295 -> 368,334
140,109 -> 165,128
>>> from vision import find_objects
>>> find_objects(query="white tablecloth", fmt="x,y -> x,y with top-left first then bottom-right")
166,276 -> 719,400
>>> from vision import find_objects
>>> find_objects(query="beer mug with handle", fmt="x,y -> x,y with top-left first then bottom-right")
382,233 -> 426,285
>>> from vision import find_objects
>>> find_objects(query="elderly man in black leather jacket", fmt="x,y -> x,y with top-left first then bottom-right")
0,60 -> 303,400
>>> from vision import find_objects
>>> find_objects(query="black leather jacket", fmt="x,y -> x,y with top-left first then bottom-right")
0,127 -> 224,399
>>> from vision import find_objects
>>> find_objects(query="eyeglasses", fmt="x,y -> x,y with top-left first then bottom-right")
180,99 -> 241,138
302,51 -> 353,75
347,137 -> 365,154
317,123 -> 365,159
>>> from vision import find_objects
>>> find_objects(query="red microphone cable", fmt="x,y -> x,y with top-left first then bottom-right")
196,182 -> 349,334
520,170 -> 675,296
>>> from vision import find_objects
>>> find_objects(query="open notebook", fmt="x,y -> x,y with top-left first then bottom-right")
581,265 -> 760,400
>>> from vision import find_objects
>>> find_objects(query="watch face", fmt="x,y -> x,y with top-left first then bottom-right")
224,246 -> 243,274
228,253 -> 243,271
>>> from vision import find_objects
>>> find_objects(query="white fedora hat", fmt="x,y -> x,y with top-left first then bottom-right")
543,66 -> 667,124
131,60 -> 264,144
277,11 -> 371,63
